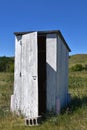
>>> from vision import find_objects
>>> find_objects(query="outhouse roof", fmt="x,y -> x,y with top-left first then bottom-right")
14,30 -> 71,52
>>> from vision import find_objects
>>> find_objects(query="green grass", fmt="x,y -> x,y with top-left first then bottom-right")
0,70 -> 87,130
0,73 -> 13,112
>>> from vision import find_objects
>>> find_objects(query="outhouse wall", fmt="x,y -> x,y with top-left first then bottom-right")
57,35 -> 69,108
46,33 -> 69,113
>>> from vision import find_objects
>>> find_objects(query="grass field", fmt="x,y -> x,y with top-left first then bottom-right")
0,54 -> 87,130
0,71 -> 87,130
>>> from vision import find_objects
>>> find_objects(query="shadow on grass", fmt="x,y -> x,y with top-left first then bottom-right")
40,96 -> 87,123
64,96 -> 87,114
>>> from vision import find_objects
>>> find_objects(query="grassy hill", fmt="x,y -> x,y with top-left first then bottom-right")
69,54 -> 87,67
0,55 -> 87,130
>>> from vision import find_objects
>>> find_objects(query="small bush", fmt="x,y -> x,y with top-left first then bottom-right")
70,64 -> 84,71
0,56 -> 14,72
84,64 -> 87,71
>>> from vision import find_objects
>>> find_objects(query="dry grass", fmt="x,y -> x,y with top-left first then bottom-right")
0,72 -> 87,130
69,54 -> 87,67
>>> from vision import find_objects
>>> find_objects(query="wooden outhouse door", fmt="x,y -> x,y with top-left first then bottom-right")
20,32 -> 38,117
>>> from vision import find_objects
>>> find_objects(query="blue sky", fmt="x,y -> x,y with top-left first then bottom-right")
0,0 -> 87,56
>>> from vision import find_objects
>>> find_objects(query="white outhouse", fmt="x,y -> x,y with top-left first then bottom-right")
11,30 -> 71,121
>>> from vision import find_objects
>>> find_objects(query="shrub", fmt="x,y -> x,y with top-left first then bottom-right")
84,64 -> 87,71
0,56 -> 14,72
70,64 -> 84,71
